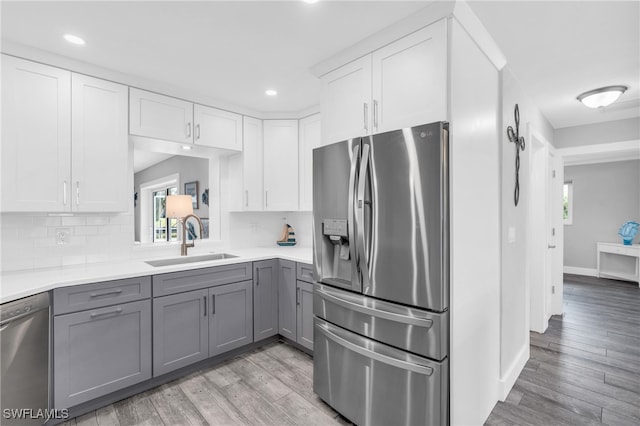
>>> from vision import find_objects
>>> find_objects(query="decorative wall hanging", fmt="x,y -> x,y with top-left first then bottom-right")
202,188 -> 209,206
507,104 -> 526,206
184,181 -> 199,209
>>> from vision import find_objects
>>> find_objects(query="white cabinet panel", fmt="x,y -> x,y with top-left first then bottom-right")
321,56 -> 372,145
263,120 -> 299,211
242,116 -> 264,210
72,74 -> 128,212
129,88 -> 193,144
194,104 -> 242,151
1,55 -> 71,212
372,20 -> 447,133
298,114 -> 321,211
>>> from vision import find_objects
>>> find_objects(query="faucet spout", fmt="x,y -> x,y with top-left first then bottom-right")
180,214 -> 205,256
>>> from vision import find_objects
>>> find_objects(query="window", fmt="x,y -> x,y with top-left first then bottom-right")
563,181 -> 573,225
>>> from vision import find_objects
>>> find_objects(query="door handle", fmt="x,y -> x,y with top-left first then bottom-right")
356,143 -> 371,290
203,295 -> 207,316
76,181 -> 80,206
348,144 -> 361,284
187,122 -> 192,138
297,287 -> 301,306
245,190 -> 249,208
363,103 -> 368,133
63,181 -> 68,205
548,244 -> 556,249
373,99 -> 378,130
196,124 -> 201,140
211,295 -> 216,315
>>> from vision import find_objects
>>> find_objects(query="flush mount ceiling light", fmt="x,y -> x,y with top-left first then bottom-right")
303,0 -> 319,4
577,85 -> 627,108
265,89 -> 278,96
63,34 -> 86,45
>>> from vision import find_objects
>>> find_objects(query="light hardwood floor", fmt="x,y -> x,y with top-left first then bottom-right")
486,274 -> 640,426
64,274 -> 639,426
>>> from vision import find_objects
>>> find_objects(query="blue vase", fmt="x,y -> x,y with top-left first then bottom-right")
623,238 -> 633,246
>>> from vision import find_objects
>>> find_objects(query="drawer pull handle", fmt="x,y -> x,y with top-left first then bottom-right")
89,289 -> 123,298
90,308 -> 122,318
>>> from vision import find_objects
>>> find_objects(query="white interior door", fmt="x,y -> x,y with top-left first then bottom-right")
547,150 -> 564,316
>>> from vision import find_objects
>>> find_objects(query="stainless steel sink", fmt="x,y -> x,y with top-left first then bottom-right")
145,253 -> 238,267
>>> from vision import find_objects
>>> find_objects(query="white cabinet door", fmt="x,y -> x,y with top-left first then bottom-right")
72,74 -> 128,212
129,88 -> 193,144
1,55 -> 71,212
194,104 -> 243,151
242,116 -> 263,210
263,120 -> 299,211
320,56 -> 372,145
372,20 -> 447,133
298,114 -> 321,211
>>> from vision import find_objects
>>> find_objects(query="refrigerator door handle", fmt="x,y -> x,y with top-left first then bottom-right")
316,319 -> 434,376
348,144 -> 361,280
356,143 -> 371,290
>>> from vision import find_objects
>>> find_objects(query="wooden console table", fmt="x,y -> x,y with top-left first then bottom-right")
597,242 -> 640,284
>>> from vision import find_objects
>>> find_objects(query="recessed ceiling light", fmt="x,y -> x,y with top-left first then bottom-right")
265,89 -> 278,96
577,85 -> 627,109
63,34 -> 86,45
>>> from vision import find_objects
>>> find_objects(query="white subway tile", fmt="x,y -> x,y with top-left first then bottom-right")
74,226 -> 99,236
86,216 -> 110,226
61,255 -> 86,267
61,216 -> 86,226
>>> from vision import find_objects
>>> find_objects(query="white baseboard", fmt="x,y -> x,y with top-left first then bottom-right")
499,343 -> 529,401
563,266 -> 598,277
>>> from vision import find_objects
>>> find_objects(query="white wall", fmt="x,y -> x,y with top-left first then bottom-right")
554,117 -> 640,148
498,66 -> 555,398
227,211 -> 312,249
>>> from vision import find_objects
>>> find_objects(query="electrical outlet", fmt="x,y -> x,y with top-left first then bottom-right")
56,228 -> 70,245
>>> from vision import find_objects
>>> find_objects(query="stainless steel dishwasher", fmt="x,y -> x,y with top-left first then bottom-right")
1,292 -> 50,425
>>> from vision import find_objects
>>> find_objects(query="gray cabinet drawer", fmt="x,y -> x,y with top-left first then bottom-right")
153,262 -> 252,297
296,262 -> 314,283
53,276 -> 151,315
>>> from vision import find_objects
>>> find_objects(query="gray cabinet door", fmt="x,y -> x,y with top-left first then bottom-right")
253,259 -> 278,341
297,280 -> 314,351
209,280 -> 253,357
278,259 -> 297,340
153,289 -> 208,376
54,300 -> 152,409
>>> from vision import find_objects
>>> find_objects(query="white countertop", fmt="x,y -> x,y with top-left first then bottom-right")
0,246 -> 312,304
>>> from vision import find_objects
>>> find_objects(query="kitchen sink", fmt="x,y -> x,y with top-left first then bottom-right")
145,253 -> 238,267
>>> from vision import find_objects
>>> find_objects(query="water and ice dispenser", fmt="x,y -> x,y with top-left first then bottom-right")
319,218 -> 354,287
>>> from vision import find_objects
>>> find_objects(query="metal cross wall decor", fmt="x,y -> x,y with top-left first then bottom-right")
507,104 -> 526,206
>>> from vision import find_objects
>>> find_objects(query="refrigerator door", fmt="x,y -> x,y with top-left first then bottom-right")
358,122 -> 449,311
314,283 -> 448,360
313,139 -> 361,292
313,317 -> 448,426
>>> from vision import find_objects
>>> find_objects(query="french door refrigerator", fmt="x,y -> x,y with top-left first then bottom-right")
312,121 -> 449,426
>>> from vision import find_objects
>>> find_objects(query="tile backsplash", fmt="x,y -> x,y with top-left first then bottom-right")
1,213 -> 134,271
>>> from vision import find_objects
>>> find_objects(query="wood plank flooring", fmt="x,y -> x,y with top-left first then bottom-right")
61,342 -> 345,426
63,274 -> 639,426
486,274 -> 640,426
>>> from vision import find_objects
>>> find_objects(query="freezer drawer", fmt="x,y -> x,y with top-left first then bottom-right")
314,283 -> 448,360
314,318 -> 448,426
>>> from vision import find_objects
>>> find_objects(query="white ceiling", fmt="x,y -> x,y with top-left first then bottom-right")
2,1 -> 639,129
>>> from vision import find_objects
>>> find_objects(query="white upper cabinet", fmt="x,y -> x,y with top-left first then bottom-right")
263,120 -> 299,211
321,56 -> 372,145
1,55 -> 72,212
298,114 -> 321,211
193,104 -> 243,151
320,19 -> 447,144
1,56 -> 128,212
372,20 -> 447,133
242,116 -> 264,210
71,74 -> 128,212
129,88 -> 193,144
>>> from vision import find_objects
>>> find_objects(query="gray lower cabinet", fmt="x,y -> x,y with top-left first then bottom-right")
153,289 -> 208,376
253,259 -> 279,341
209,280 -> 253,356
278,259 -> 297,340
296,280 -> 314,351
54,299 -> 152,409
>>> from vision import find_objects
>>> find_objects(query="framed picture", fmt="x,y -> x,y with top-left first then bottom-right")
184,181 -> 199,210
201,218 -> 210,239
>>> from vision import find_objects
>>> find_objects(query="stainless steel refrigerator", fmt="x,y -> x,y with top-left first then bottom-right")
312,122 -> 449,426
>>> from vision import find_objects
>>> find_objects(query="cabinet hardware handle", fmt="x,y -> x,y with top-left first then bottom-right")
76,181 -> 80,206
548,244 -> 556,249
363,102 -> 368,133
265,191 -> 268,208
297,288 -> 301,306
90,308 -> 122,318
63,181 -> 68,205
89,289 -> 123,298
245,190 -> 249,208
373,100 -> 379,130
256,269 -> 259,286
212,295 -> 216,315
196,124 -> 201,140
203,295 -> 207,316
187,122 -> 192,138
